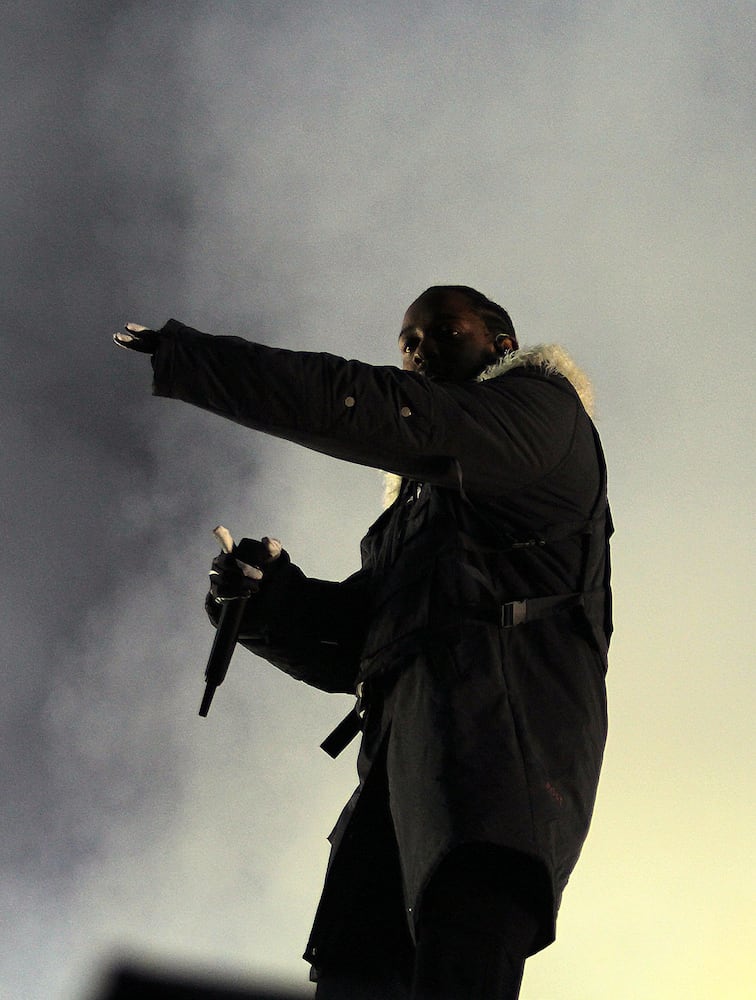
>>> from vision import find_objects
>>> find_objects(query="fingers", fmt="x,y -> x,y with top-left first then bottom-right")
209,553 -> 256,597
113,323 -> 159,353
236,560 -> 264,581
262,536 -> 283,560
208,531 -> 283,603
208,544 -> 278,602
234,536 -> 282,567
213,524 -> 235,554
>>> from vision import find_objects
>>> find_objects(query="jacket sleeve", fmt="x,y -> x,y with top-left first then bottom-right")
206,551 -> 372,695
152,320 -> 581,496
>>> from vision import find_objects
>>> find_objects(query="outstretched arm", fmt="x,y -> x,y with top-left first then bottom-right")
115,320 -> 582,496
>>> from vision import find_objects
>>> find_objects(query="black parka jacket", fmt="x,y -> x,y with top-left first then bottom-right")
151,321 -> 612,962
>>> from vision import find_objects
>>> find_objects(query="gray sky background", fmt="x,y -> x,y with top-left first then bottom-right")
2,2 -> 753,998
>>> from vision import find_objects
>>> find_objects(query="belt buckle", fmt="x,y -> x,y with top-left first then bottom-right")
500,600 -> 527,628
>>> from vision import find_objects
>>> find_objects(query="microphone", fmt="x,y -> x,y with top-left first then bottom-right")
199,526 -> 250,717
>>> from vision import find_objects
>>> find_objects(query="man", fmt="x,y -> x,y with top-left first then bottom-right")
114,286 -> 612,999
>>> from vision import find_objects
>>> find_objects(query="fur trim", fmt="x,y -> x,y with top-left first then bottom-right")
382,471 -> 403,509
477,344 -> 595,417
382,344 -> 595,508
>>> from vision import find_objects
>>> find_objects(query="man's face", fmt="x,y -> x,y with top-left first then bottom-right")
399,289 -> 500,382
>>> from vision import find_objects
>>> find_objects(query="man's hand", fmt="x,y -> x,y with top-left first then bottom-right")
113,322 -> 159,354
208,535 -> 283,603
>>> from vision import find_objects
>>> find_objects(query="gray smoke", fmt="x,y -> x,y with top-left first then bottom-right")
2,3 -> 752,999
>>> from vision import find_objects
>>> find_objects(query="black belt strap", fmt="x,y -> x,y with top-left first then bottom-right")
320,708 -> 364,759
498,592 -> 584,627
320,590 -> 595,758
446,590 -> 591,629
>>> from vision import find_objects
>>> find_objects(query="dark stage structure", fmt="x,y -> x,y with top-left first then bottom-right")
92,964 -> 311,1000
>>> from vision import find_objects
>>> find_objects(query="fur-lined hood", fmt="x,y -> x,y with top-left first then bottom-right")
382,344 -> 594,508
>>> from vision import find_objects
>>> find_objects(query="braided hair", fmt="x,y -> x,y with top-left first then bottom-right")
423,285 -> 517,346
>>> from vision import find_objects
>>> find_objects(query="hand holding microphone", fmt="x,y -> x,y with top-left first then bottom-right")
200,527 -> 282,717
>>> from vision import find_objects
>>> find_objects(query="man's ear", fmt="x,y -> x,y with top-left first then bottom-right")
494,333 -> 515,354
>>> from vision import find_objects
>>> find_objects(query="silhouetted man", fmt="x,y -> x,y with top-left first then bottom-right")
114,285 -> 612,998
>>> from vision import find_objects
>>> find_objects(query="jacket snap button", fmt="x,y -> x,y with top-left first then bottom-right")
400,405 -> 412,417
344,395 -> 356,407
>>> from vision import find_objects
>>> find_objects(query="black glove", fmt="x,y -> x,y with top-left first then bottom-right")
113,323 -> 160,354
208,536 -> 283,603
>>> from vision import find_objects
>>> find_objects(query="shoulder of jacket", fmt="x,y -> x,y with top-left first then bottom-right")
478,343 -> 595,418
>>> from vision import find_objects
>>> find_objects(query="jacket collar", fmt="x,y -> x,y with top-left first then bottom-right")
382,344 -> 596,508
478,344 -> 595,418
